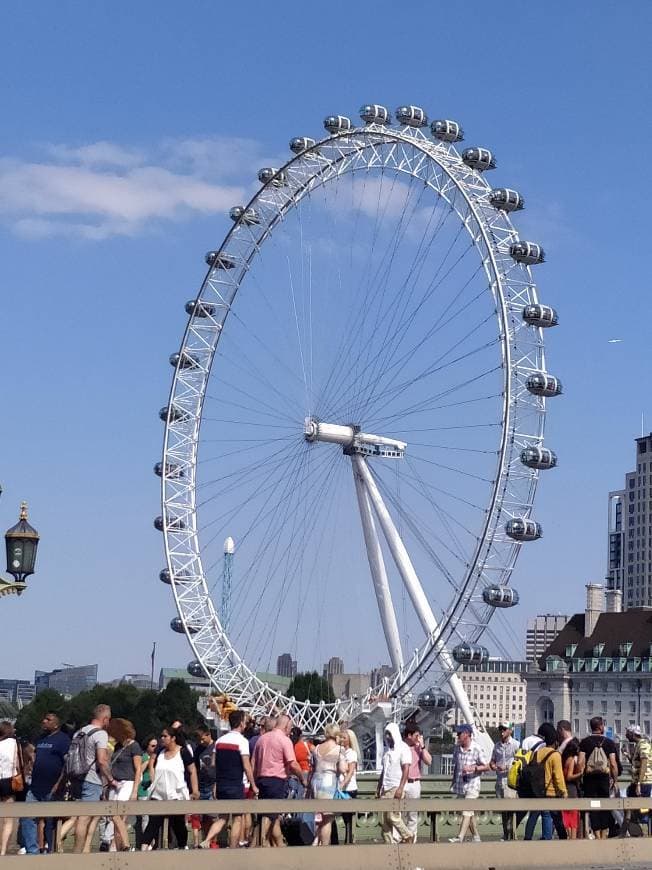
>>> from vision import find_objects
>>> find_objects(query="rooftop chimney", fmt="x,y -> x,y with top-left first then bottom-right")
605,588 -> 623,614
585,583 -> 604,637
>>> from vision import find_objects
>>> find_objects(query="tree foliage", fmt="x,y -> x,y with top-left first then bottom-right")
287,671 -> 335,704
14,679 -> 204,743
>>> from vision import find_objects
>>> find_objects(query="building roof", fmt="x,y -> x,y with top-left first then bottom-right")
539,608 -> 652,668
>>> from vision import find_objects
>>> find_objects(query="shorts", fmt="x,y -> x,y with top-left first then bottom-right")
561,810 -> 579,830
108,780 -> 134,801
217,784 -> 245,801
456,790 -> 478,818
190,785 -> 217,826
80,780 -> 103,802
0,778 -> 14,799
257,777 -> 287,819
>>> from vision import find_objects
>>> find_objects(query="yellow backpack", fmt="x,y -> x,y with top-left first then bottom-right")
507,747 -> 533,790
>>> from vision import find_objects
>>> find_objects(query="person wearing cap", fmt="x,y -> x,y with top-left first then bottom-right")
448,724 -> 490,843
622,724 -> 652,831
490,722 -> 519,841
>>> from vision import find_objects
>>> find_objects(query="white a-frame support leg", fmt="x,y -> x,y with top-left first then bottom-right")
352,461 -> 404,673
352,454 -> 475,725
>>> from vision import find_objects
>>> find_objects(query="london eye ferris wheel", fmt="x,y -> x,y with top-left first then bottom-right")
156,103 -> 561,735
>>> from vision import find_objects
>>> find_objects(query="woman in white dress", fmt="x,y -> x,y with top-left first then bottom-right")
0,721 -> 21,856
339,729 -> 360,844
308,724 -> 346,846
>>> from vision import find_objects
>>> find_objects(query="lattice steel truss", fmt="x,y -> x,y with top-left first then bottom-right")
159,108 -> 556,733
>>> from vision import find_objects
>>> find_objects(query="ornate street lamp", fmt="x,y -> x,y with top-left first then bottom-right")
1,502 -> 40,597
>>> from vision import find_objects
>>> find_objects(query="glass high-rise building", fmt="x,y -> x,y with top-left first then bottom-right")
607,432 -> 652,609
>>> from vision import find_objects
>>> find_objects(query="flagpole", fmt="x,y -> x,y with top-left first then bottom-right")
150,641 -> 157,690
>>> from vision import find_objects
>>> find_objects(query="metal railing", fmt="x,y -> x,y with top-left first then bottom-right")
1,796 -> 651,868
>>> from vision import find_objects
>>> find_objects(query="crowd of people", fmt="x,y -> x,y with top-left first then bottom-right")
449,715 -> 651,843
0,705 -> 650,853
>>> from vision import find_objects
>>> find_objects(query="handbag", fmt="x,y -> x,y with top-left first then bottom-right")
333,786 -> 351,800
11,741 -> 24,793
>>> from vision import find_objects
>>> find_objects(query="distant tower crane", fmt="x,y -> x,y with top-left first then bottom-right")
221,537 -> 234,633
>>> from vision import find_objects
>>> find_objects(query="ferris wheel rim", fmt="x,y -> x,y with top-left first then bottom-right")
160,117 -> 548,728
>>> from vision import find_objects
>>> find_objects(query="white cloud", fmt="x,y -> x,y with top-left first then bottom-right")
0,136 -> 270,240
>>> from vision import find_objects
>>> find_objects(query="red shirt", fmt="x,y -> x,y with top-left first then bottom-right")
408,745 -> 423,780
294,740 -> 311,773
253,729 -> 296,779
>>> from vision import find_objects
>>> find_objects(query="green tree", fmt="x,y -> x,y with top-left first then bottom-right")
287,671 -> 335,704
155,679 -> 203,733
15,690 -> 68,740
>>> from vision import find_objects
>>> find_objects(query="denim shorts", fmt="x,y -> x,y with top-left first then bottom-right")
80,780 -> 103,801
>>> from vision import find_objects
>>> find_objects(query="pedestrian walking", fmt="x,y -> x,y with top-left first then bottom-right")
140,726 -> 198,850
339,729 -> 360,844
622,725 -> 651,833
200,710 -> 258,849
106,718 -> 142,851
448,723 -> 490,843
66,704 -> 114,854
376,722 -> 413,844
557,720 -> 581,839
578,716 -> 618,839
523,722 -> 567,841
134,736 -> 157,849
252,713 -> 303,846
490,721 -> 519,841
18,712 -> 70,855
0,721 -> 23,856
189,725 -> 216,847
308,724 -> 344,846
403,723 -> 432,843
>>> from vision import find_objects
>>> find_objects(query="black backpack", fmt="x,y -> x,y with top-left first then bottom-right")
519,747 -> 556,798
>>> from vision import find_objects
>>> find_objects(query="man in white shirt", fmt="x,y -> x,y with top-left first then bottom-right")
376,722 -> 413,843
449,723 -> 490,843
490,722 -> 519,840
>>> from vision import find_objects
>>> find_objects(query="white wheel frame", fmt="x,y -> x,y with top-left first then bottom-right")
160,115 -> 551,733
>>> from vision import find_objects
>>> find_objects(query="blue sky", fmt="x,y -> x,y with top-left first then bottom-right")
1,0 -> 651,684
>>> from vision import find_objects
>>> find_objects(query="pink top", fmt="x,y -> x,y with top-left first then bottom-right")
253,729 -> 296,779
408,745 -> 423,780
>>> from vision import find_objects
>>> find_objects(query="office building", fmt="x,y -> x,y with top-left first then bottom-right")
526,614 -> 569,662
370,664 -> 394,689
331,672 -> 371,700
607,432 -> 652,608
158,668 -> 209,693
525,583 -> 652,738
454,659 -> 528,729
35,664 -> 98,697
0,679 -> 35,706
323,656 -> 344,680
276,653 -> 297,678
114,673 -> 153,690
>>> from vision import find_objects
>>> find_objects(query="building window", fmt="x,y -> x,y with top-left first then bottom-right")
615,701 -> 622,713
615,719 -> 622,734
587,701 -> 594,713
574,719 -> 580,733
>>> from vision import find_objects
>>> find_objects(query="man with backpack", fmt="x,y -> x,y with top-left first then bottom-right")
578,716 -> 619,839
66,704 -> 115,853
522,722 -> 567,840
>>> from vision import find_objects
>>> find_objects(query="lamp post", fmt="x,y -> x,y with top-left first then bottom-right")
1,502 -> 40,598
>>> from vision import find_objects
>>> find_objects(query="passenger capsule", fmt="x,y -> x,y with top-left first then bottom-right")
154,461 -> 184,479
205,251 -> 235,269
170,617 -> 198,635
169,351 -> 200,370
159,405 -> 190,423
482,585 -> 520,608
520,446 -> 557,470
257,167 -> 288,187
431,119 -> 464,142
505,518 -> 542,541
229,206 -> 260,226
522,304 -> 558,328
395,105 -> 428,127
289,137 -> 317,154
526,372 -> 562,397
324,115 -> 352,134
489,188 -> 524,212
452,643 -> 490,666
187,660 -> 205,678
160,568 -> 171,585
461,147 -> 496,171
418,689 -> 455,709
154,514 -> 186,532
359,104 -> 390,125
510,241 -> 545,265
185,300 -> 217,317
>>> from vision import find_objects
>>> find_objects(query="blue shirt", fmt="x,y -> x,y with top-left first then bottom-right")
31,730 -> 71,797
